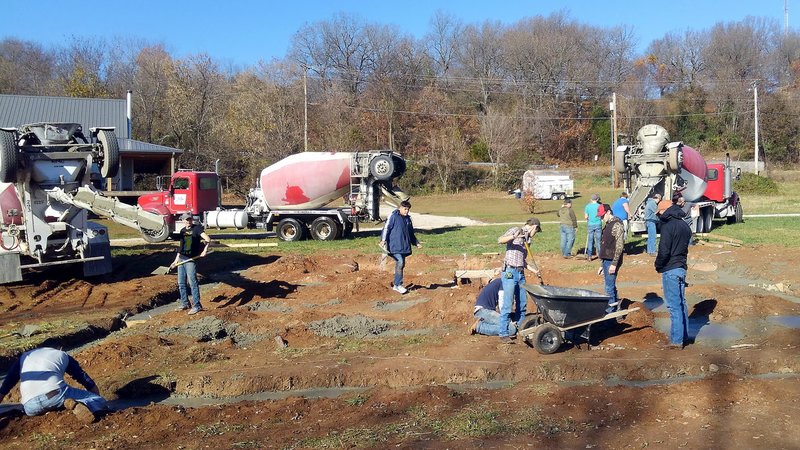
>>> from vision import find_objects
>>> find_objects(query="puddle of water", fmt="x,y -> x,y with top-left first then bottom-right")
767,316 -> 800,329
653,317 -> 743,342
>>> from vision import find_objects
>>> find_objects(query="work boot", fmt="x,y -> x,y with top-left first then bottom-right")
63,399 -> 97,424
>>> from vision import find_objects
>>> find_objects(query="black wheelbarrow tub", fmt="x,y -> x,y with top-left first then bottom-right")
521,283 -> 610,328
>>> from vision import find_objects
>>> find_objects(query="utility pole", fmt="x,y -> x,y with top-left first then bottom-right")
753,81 -> 759,175
786,0 -> 790,36
610,93 -> 618,187
303,65 -> 309,152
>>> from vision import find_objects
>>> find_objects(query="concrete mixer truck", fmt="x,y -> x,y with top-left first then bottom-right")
0,122 -> 166,284
615,124 -> 744,234
137,150 -> 408,242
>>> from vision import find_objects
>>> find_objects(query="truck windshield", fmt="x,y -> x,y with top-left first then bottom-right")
173,178 -> 190,189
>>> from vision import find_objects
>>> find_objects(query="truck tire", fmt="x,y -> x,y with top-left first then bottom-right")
369,155 -> 395,181
702,207 -> 713,233
551,193 -> 559,201
0,130 -> 18,183
310,216 -> 341,241
667,146 -> 682,173
530,323 -> 563,355
141,224 -> 170,243
392,155 -> 406,177
727,202 -> 743,224
342,220 -> 354,238
97,129 -> 120,179
277,218 -> 305,242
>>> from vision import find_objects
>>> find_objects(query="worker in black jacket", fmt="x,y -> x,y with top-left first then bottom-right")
655,195 -> 693,349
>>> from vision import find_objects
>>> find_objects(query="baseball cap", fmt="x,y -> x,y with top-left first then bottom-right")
526,217 -> 542,232
597,203 -> 611,218
591,193 -> 599,201
179,213 -> 193,220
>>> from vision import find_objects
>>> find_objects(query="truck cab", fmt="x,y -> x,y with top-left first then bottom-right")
137,171 -> 220,242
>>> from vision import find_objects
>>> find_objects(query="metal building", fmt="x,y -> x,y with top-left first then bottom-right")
0,93 -> 182,196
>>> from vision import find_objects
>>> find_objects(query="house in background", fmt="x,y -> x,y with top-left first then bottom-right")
0,93 -> 182,197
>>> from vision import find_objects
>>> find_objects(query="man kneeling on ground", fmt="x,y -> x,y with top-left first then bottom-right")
0,341 -> 109,423
469,277 -> 517,337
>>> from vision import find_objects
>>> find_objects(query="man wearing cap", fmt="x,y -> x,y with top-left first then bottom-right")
644,193 -> 662,255
170,214 -> 212,315
656,194 -> 692,349
597,204 -> 625,314
557,198 -> 577,258
611,192 -> 631,241
496,218 -> 542,344
583,194 -> 602,260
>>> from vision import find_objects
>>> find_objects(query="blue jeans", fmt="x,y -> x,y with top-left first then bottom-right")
601,259 -> 618,314
586,224 -> 601,257
560,225 -> 576,257
177,260 -> 202,309
390,253 -> 406,287
499,268 -> 527,337
23,386 -> 108,417
662,268 -> 689,345
474,308 -> 517,336
646,220 -> 658,254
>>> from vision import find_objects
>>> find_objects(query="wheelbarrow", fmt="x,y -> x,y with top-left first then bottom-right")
518,283 -> 639,354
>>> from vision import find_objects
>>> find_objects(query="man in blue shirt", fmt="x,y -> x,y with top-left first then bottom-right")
470,277 -> 517,337
643,193 -> 662,255
583,194 -> 602,260
380,200 -> 421,294
611,192 -> 631,241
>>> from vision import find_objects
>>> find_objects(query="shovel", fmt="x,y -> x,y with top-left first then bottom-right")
151,251 -> 212,275
523,240 -> 545,285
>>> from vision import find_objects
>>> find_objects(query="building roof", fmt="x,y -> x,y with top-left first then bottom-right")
119,138 -> 182,155
0,94 -> 128,139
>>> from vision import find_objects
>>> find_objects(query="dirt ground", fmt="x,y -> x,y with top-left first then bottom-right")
0,235 -> 798,449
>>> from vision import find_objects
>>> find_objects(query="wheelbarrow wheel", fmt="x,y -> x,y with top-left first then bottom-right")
531,323 -> 563,355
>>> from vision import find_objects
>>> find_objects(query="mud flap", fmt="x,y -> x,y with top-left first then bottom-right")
83,222 -> 112,277
0,252 -> 22,284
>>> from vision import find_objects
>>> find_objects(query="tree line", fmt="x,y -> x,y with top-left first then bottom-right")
1,12 -> 798,193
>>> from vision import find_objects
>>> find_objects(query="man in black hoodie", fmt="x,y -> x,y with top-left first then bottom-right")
655,195 -> 693,349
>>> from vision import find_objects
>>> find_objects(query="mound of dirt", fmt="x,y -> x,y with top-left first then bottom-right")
159,317 -> 239,342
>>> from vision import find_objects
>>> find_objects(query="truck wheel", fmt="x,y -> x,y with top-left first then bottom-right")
0,130 -> 18,183
551,193 -> 559,201
667,146 -> 682,173
97,130 -> 120,179
310,216 -> 340,241
342,220 -> 354,238
369,155 -> 395,181
277,218 -> 305,242
141,224 -> 170,243
702,207 -> 713,233
531,323 -> 563,355
727,202 -> 743,224
392,155 -> 406,177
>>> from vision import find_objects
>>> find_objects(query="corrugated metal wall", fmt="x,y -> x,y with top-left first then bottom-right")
0,94 -> 128,139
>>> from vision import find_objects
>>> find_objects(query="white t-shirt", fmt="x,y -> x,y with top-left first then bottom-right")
18,348 -> 70,404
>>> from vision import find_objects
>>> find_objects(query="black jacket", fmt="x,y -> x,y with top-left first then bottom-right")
655,205 -> 692,273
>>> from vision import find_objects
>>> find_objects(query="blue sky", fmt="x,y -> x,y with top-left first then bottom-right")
1,0 -> 785,68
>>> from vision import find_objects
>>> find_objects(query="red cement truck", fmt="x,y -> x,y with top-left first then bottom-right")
137,151 -> 408,242
616,124 -> 744,234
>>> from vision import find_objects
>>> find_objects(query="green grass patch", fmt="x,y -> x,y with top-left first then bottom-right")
734,172 -> 780,195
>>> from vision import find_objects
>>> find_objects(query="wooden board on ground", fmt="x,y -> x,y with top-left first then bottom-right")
454,269 -> 496,285
211,242 -> 278,248
696,233 -> 743,245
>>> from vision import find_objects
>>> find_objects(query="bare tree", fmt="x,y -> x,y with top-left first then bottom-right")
0,39 -> 55,95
